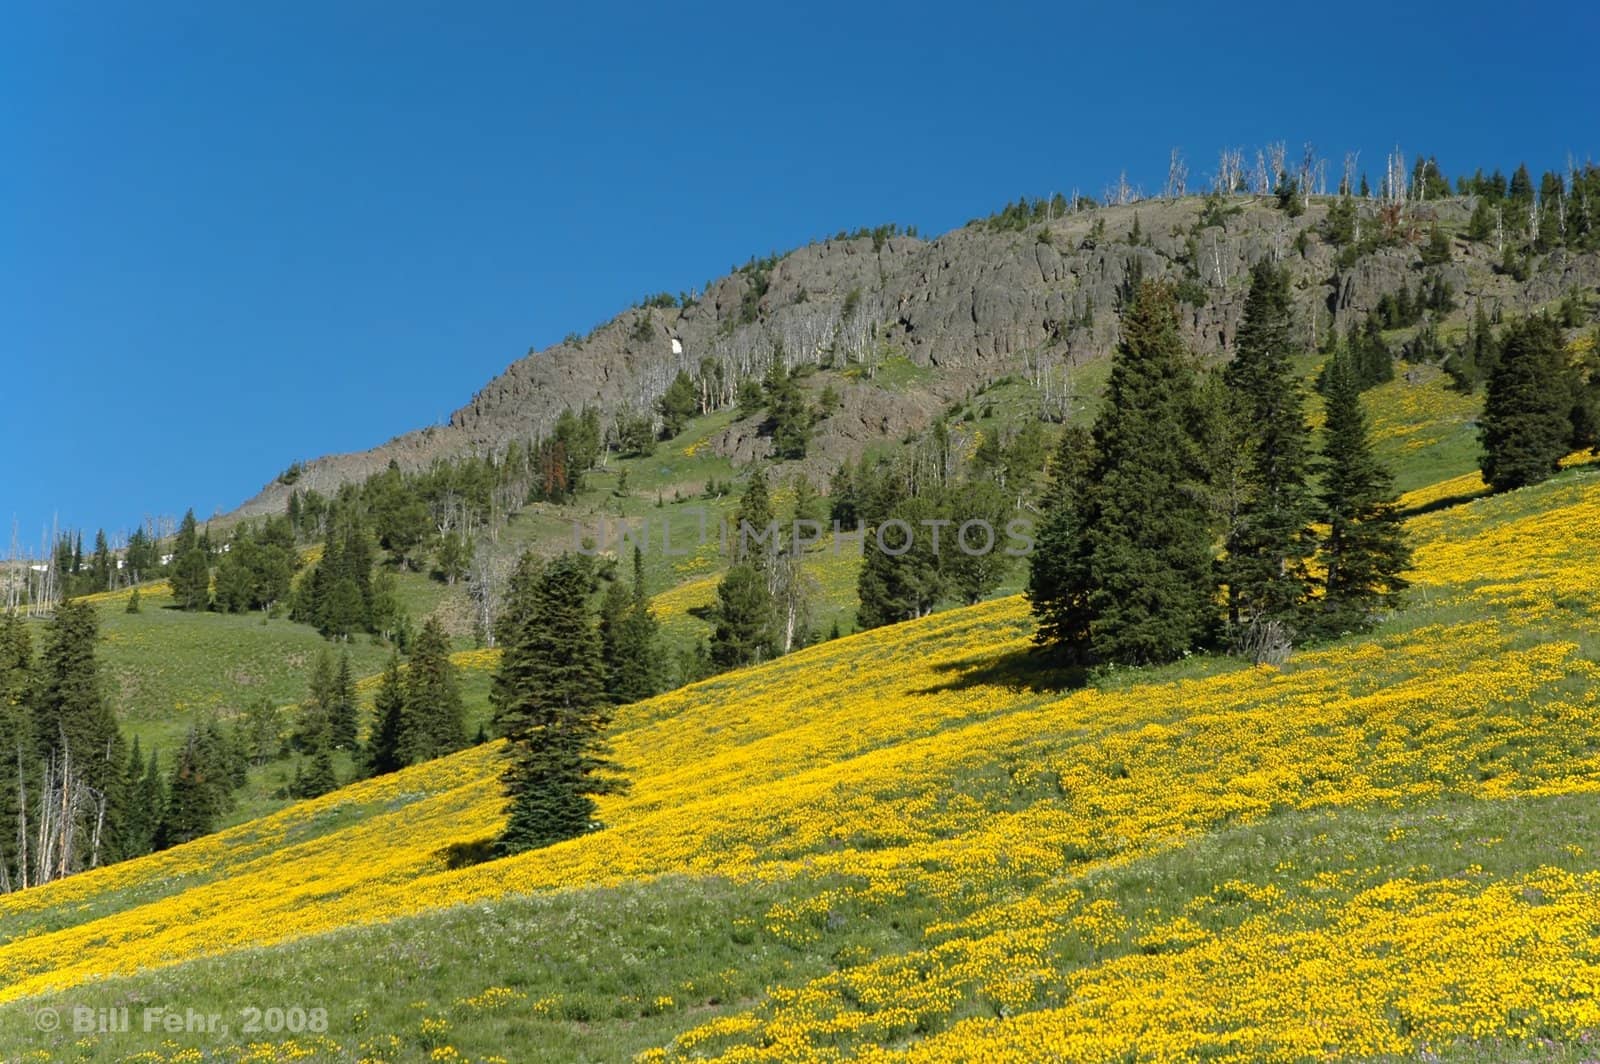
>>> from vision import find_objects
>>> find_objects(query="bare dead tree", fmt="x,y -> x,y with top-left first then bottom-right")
1165,148 -> 1188,199
1341,151 -> 1360,196
1385,146 -> 1408,206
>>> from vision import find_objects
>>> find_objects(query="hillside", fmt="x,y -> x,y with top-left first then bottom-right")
231,192 -> 1600,520
3,458 -> 1599,1061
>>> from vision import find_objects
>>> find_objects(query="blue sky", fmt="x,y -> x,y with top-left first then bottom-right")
3,0 -> 1596,543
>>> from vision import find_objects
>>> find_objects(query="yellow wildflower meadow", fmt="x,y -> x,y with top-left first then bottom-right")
2,467 -> 1599,1061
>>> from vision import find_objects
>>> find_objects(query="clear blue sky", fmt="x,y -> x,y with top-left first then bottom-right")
3,1 -> 1596,545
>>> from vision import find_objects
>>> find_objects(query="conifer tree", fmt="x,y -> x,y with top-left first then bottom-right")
156,723 -> 230,848
1220,262 -> 1317,645
366,653 -> 407,776
1083,282 -> 1215,664
294,650 -> 336,751
0,613 -> 33,884
170,544 -> 211,611
1313,351 -> 1411,634
493,552 -> 624,854
293,747 -> 338,800
34,600 -> 126,815
710,562 -> 778,668
600,547 -> 662,703
712,473 -> 780,664
328,651 -> 359,751
1481,316 -> 1572,492
403,617 -> 465,762
657,371 -> 698,439
1027,425 -> 1096,658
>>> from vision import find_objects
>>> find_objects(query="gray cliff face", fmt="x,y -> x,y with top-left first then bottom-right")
233,196 -> 1599,519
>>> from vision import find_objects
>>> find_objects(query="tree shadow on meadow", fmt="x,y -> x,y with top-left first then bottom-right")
908,646 -> 1089,696
1397,488 -> 1491,520
438,837 -> 499,870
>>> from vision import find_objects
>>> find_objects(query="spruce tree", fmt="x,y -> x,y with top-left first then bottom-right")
656,371 -> 698,439
1220,262 -> 1317,646
1480,316 -> 1572,492
170,545 -> 211,611
328,651 -> 359,751
293,748 -> 338,800
403,617 -> 465,762
1084,282 -> 1216,664
121,737 -> 155,858
156,724 -> 229,848
34,600 -> 127,831
711,563 -> 778,667
1313,351 -> 1411,635
1027,425 -> 1096,658
294,650 -> 336,751
493,552 -> 624,854
600,548 -> 662,703
366,653 -> 407,775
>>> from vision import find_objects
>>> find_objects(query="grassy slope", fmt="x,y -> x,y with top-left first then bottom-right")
2,455 -> 1599,1061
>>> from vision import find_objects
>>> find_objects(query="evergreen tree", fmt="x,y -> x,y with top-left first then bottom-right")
156,722 -> 231,848
1083,283 -> 1216,664
294,650 -> 336,751
657,371 -> 699,439
732,469 -> 775,563
170,545 -> 211,611
790,474 -> 825,525
292,747 -> 339,800
1312,351 -> 1411,635
764,364 -> 812,459
403,617 -> 466,762
944,478 -> 1012,605
328,651 -> 359,751
600,547 -> 662,703
492,553 -> 624,854
1480,316 -> 1572,492
366,653 -> 407,776
90,530 -> 112,592
34,599 -> 127,856
1220,262 -> 1318,645
1028,426 -> 1097,658
0,613 -> 34,884
710,562 -> 778,668
121,737 -> 156,858
125,587 -> 141,614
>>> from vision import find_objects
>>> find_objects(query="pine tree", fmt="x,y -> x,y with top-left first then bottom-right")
403,617 -> 465,762
34,599 -> 127,851
1084,282 -> 1216,664
366,653 -> 407,775
1027,425 -> 1096,658
1312,351 -> 1411,635
125,587 -> 141,614
294,650 -> 336,751
710,562 -> 778,668
732,469 -> 775,564
1220,262 -> 1318,646
657,371 -> 699,439
328,651 -> 359,751
1480,316 -> 1572,492
293,748 -> 338,800
156,723 -> 230,848
492,553 -> 625,854
170,546 -> 211,611
121,737 -> 155,858
602,547 -> 662,703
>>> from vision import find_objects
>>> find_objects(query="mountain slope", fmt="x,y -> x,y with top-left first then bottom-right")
4,462 -> 1599,1061
233,194 -> 1600,519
